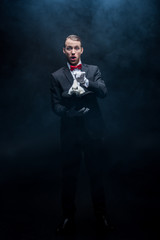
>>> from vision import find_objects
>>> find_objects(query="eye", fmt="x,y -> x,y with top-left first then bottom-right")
66,46 -> 72,51
75,46 -> 80,50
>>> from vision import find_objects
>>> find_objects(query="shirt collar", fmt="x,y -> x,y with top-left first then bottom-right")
67,60 -> 82,70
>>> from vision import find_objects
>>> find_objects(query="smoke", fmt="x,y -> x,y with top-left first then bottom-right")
0,0 -> 159,155
0,3 -> 159,237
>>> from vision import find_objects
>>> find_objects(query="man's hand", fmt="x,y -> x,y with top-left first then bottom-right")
66,107 -> 90,117
74,71 -> 86,84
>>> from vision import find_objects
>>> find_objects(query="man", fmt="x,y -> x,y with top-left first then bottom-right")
50,35 -> 111,234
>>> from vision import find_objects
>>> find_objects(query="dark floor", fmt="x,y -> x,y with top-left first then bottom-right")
0,139 -> 159,240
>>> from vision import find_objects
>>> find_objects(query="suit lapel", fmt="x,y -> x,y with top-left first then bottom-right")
82,64 -> 89,78
63,66 -> 74,85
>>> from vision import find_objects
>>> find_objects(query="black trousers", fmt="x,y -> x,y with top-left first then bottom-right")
60,119 -> 106,218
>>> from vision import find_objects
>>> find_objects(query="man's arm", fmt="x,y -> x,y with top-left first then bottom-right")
50,74 -> 68,117
81,66 -> 107,98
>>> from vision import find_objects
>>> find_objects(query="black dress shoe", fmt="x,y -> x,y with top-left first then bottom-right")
96,215 -> 114,233
56,217 -> 76,235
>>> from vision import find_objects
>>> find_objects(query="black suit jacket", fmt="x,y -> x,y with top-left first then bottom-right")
50,64 -> 107,140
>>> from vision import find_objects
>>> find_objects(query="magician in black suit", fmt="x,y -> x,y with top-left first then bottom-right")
50,35 -> 112,234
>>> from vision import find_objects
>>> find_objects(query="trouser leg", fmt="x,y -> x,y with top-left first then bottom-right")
84,139 -> 106,217
61,144 -> 82,218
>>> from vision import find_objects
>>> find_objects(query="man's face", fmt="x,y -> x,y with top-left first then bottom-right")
63,38 -> 83,66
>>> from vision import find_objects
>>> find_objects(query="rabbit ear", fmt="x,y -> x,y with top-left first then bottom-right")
72,79 -> 78,89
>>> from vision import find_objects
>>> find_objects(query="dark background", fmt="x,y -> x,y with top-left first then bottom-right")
0,0 -> 160,239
